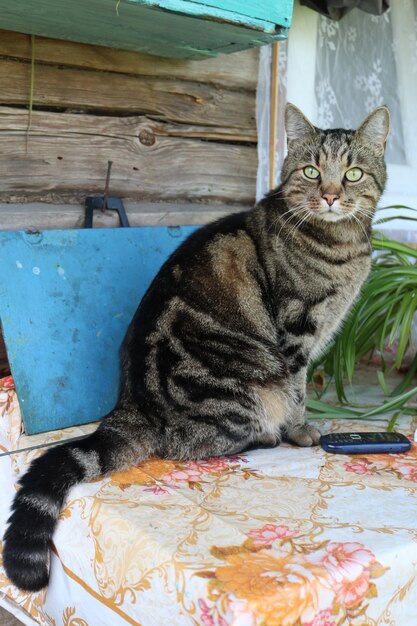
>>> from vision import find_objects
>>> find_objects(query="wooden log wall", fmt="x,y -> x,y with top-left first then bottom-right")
0,29 -> 259,228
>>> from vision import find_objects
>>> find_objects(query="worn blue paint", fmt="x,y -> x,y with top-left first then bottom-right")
0,225 -> 197,434
186,0 -> 293,25
135,0 -> 294,30
128,0 -> 292,32
0,0 -> 293,59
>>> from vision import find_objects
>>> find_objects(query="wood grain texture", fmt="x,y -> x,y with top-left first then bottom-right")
0,29 -> 259,90
0,59 -> 255,128
0,28 -> 258,212
0,201 -> 244,229
0,108 -> 257,203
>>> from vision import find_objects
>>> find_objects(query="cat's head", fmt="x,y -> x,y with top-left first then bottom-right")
280,104 -> 390,223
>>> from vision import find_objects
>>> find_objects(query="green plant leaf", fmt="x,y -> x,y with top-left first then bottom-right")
390,351 -> 417,397
386,411 -> 402,432
360,386 -> 417,418
377,370 -> 390,395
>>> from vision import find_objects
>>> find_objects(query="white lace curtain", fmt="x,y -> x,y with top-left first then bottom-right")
257,0 -> 417,229
315,9 -> 404,164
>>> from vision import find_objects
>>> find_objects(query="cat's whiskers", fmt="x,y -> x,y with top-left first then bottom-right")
293,209 -> 314,238
356,204 -> 374,217
357,210 -> 374,221
285,208 -> 312,243
355,209 -> 375,226
275,213 -> 296,240
266,204 -> 299,238
349,212 -> 371,247
279,205 -> 306,221
266,188 -> 287,199
272,206 -> 305,239
268,207 -> 294,231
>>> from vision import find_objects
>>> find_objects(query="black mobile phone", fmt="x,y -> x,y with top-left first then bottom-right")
320,432 -> 411,455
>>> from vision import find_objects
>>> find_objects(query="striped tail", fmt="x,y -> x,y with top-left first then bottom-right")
3,422 -> 146,591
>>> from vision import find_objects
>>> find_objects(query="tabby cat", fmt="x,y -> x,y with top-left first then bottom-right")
3,104 -> 390,591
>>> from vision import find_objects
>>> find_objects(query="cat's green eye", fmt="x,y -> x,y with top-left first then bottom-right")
345,167 -> 363,182
303,166 -> 320,180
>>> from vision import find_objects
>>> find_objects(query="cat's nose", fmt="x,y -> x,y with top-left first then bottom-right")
322,193 -> 339,206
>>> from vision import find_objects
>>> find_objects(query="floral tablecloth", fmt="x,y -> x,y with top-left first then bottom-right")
0,375 -> 417,626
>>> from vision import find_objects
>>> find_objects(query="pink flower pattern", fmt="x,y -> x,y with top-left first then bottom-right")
305,609 -> 336,626
200,527 -> 384,626
396,465 -> 417,482
322,542 -> 375,583
1,375 -> 14,389
198,599 -> 229,626
334,570 -> 371,608
198,599 -> 215,626
164,458 -> 238,483
247,523 -> 299,545
344,460 -> 376,475
150,456 -> 250,494
0,376 -> 15,417
163,466 -> 203,483
343,438 -> 417,483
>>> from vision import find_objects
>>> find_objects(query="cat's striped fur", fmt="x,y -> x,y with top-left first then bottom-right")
3,104 -> 390,591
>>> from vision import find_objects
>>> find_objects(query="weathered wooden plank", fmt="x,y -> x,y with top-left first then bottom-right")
0,58 -> 255,129
0,106 -> 256,143
0,108 -> 257,203
0,201 -> 245,230
0,0 -> 288,59
0,29 -> 259,90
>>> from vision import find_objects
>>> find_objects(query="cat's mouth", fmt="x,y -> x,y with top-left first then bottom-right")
316,206 -> 346,222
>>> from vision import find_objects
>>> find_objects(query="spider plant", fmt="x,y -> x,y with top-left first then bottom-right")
307,206 -> 417,424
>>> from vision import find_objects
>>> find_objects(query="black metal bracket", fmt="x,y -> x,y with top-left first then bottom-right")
84,196 -> 130,228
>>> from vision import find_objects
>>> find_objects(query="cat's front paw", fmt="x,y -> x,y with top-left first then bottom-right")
286,424 -> 321,447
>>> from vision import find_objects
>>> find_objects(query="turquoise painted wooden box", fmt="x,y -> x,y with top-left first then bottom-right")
0,0 -> 293,59
0,225 -> 198,434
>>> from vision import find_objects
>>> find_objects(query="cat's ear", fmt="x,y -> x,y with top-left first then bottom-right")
285,103 -> 317,145
356,106 -> 390,150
